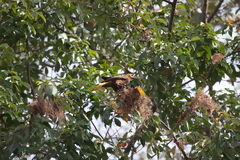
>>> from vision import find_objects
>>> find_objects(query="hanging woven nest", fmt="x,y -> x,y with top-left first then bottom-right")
117,87 -> 152,122
175,89 -> 218,128
28,96 -> 65,122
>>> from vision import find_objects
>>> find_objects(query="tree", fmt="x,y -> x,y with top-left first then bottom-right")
0,0 -> 240,159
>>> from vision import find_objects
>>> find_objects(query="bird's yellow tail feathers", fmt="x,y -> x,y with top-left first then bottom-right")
92,82 -> 110,91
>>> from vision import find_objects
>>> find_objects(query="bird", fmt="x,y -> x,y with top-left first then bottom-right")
92,73 -> 136,91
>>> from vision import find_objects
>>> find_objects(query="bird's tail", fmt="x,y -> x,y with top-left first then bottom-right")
92,82 -> 110,91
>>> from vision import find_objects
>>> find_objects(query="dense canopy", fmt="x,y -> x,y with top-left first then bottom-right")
0,0 -> 240,159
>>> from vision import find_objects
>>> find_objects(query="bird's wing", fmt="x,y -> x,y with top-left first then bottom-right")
102,76 -> 111,81
102,76 -> 127,82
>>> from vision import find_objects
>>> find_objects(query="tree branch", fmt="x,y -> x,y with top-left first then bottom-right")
168,0 -> 177,39
207,0 -> 224,23
41,62 -> 55,68
16,47 -> 43,55
119,118 -> 190,160
159,119 -> 190,160
202,0 -> 209,23
119,125 -> 145,160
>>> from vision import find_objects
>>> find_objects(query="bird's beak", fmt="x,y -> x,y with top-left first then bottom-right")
132,77 -> 137,79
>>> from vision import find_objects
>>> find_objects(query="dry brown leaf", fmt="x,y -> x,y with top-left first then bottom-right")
120,142 -> 127,148
163,67 -> 172,75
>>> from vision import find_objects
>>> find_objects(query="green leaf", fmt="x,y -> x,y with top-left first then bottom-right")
45,85 -> 58,97
196,51 -> 204,57
38,12 -> 46,23
0,1 -> 240,159
155,18 -> 167,25
190,36 -> 201,41
22,82 -> 30,89
115,118 -> 121,127
30,25 -> 36,35
88,49 -> 96,58
21,0 -> 28,8
57,13 -> 65,24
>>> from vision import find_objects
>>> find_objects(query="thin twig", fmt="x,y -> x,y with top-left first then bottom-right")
26,61 -> 35,98
207,0 -> 224,23
158,119 -> 169,130
109,34 -> 132,72
82,111 -> 104,139
54,24 -> 71,34
181,78 -> 195,87
105,116 -> 117,145
25,38 -> 35,98
168,0 -> 177,39
89,118 -> 104,139
105,124 -> 112,138
162,0 -> 173,5
202,0 -> 209,23
114,35 -> 129,52
225,50 -> 240,58
170,75 -> 201,91
41,62 -> 55,68
201,64 -> 215,89
130,150 -> 134,160
70,16 -> 80,26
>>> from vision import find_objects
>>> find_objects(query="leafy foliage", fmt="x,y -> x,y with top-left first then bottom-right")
0,0 -> 240,159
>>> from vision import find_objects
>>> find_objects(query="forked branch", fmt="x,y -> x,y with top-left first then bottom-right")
207,0 -> 224,23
